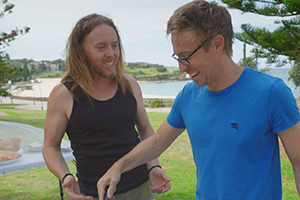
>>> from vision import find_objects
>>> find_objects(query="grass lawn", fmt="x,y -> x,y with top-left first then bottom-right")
0,104 -> 298,199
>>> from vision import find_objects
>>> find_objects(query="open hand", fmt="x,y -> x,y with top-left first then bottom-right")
149,167 -> 171,194
62,176 -> 93,200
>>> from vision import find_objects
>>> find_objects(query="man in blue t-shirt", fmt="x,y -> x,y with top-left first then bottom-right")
97,1 -> 300,199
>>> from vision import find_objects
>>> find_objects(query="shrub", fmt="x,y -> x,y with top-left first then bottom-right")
150,99 -> 164,108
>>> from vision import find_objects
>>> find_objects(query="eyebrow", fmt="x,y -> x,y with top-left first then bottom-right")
94,40 -> 119,46
175,50 -> 192,57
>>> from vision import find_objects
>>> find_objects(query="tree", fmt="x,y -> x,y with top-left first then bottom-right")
0,0 -> 30,96
238,56 -> 257,69
289,61 -> 300,87
0,0 -> 30,55
0,57 -> 14,96
156,66 -> 167,72
222,0 -> 300,86
52,59 -> 67,71
21,64 -> 30,81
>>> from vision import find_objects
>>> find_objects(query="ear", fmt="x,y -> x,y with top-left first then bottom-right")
211,35 -> 224,54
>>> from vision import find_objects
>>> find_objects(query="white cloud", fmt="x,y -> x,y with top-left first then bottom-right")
2,0 -> 284,67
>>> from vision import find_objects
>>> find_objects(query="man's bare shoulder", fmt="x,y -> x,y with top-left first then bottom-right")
124,74 -> 139,89
125,74 -> 137,82
48,83 -> 72,100
47,83 -> 73,117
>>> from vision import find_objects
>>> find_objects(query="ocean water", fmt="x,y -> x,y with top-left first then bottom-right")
139,67 -> 300,99
139,80 -> 188,98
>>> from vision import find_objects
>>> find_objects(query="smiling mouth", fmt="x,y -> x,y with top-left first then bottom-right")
105,61 -> 114,66
190,71 -> 199,78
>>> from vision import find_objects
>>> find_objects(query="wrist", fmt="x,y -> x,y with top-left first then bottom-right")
61,173 -> 74,183
148,165 -> 162,175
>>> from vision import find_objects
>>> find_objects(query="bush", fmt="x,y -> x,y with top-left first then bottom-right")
150,99 -> 164,108
156,66 -> 167,72
145,99 -> 174,108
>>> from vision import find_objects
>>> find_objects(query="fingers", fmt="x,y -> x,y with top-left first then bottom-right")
106,182 -> 118,200
64,187 -> 86,200
160,172 -> 171,193
84,196 -> 94,200
151,186 -> 163,194
162,181 -> 171,193
97,178 -> 117,200
149,168 -> 171,194
97,182 -> 107,200
64,190 -> 90,200
150,176 -> 171,194
151,182 -> 171,194
161,171 -> 171,182
62,179 -> 93,200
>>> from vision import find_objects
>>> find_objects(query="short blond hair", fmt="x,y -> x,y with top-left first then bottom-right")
167,0 -> 234,57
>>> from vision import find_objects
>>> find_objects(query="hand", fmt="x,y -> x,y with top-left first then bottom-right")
97,168 -> 121,200
148,167 -> 171,194
62,176 -> 93,200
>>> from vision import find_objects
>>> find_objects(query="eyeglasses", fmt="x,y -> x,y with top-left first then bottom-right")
172,39 -> 208,66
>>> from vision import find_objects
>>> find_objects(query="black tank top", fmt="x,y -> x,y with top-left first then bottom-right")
64,81 -> 148,197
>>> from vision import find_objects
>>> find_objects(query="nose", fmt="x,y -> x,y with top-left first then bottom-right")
179,63 -> 188,73
105,47 -> 114,57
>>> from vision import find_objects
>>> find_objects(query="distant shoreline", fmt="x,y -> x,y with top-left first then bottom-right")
8,67 -> 300,101
8,78 -> 177,101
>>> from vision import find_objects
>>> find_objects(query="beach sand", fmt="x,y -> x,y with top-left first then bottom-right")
1,78 -> 171,113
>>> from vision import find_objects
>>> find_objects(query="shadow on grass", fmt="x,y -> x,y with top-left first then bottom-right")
155,191 -> 196,200
0,193 -> 60,200
0,104 -> 21,109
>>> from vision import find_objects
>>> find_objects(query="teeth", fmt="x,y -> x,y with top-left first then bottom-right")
105,61 -> 114,66
190,71 -> 199,77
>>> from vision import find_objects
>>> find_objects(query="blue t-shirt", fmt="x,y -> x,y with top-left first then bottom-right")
167,67 -> 300,200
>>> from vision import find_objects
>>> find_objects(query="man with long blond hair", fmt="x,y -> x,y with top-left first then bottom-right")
43,14 -> 170,200
97,1 -> 300,199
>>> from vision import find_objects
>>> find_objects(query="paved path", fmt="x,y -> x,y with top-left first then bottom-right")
0,111 -> 8,116
0,97 -> 46,111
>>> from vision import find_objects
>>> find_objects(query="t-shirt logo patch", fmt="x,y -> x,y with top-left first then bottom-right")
231,122 -> 239,131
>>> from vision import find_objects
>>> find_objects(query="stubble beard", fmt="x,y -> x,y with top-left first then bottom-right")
94,67 -> 117,79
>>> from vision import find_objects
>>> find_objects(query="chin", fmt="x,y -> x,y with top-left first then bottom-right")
194,81 -> 205,88
102,74 -> 116,79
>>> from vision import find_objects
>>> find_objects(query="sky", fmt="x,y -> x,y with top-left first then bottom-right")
2,0 -> 286,68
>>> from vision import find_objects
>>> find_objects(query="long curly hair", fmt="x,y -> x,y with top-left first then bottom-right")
62,13 -> 131,97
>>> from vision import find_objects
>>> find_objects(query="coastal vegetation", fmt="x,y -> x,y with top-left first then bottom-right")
3,58 -> 179,107
145,98 -> 174,108
7,59 -> 187,82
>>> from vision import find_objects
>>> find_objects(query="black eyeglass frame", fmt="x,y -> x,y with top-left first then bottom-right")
172,39 -> 209,66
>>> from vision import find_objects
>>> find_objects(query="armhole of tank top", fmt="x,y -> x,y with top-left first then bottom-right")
62,82 -> 76,122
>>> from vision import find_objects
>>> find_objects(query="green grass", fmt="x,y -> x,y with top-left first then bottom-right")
0,104 -> 298,199
0,104 -> 46,129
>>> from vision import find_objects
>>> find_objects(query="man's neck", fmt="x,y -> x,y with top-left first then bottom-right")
207,59 -> 243,92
